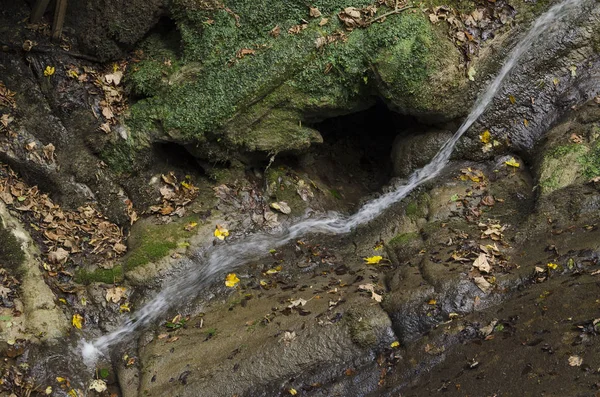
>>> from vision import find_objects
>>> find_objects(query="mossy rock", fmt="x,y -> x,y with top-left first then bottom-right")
75,216 -> 197,284
120,1 -> 465,166
0,223 -> 25,272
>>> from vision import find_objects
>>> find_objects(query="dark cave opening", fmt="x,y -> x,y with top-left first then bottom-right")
292,101 -> 422,200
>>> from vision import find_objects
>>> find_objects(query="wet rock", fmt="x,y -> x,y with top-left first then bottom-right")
0,202 -> 69,342
391,129 -> 454,178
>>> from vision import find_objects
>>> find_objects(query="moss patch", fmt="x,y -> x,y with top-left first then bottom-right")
0,223 -> 25,272
123,217 -> 197,270
388,232 -> 419,247
75,216 -> 197,284
123,1 -> 448,161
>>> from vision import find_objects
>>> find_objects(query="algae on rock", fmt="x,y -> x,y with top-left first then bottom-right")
121,0 -> 464,168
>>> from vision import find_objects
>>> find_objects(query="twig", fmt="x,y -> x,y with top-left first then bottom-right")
369,4 -> 415,24
1,42 -> 100,63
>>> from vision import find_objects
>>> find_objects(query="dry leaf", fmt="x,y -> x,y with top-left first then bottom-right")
270,201 -> 291,214
473,276 -> 492,293
214,224 -> 229,240
472,253 -> 491,273
568,355 -> 583,367
309,6 -> 322,18
48,247 -> 69,264
106,287 -> 127,303
269,25 -> 281,37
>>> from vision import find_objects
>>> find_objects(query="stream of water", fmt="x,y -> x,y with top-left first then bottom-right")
82,0 -> 587,364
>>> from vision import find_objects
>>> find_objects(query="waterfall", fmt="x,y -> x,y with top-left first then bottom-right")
82,0 -> 587,364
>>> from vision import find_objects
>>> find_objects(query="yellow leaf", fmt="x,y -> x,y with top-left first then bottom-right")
120,303 -> 131,313
266,265 -> 282,274
184,221 -> 198,231
289,389 -> 298,396
214,224 -> 229,240
45,386 -> 52,395
547,262 -> 558,270
479,130 -> 491,144
390,341 -> 400,348
181,181 -> 192,189
67,390 -> 78,397
508,95 -> 516,104
59,298 -> 67,304
56,377 -> 66,383
44,66 -> 55,77
67,69 -> 78,79
72,314 -> 83,329
523,119 -> 529,127
428,299 -> 437,305
363,255 -> 383,265
225,273 -> 240,287
553,77 -> 560,86
504,157 -> 520,168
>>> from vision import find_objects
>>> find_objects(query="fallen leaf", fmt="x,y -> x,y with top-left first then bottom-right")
104,71 -> 123,86
288,298 -> 308,308
269,25 -> 281,37
467,66 -> 476,81
358,283 -> 383,302
547,262 -> 558,270
509,95 -> 516,104
184,221 -> 198,231
568,65 -> 577,77
319,18 -> 329,26
105,287 -> 127,303
270,201 -> 291,214
568,355 -> 583,367
225,273 -> 240,288
289,389 -> 298,396
363,255 -> 383,265
309,6 -> 322,17
523,119 -> 529,127
473,253 -> 491,273
504,157 -> 520,168
72,313 -> 83,329
479,130 -> 491,144
214,224 -> 229,240
113,242 -> 127,254
390,341 -> 400,348
44,66 -> 55,77
48,247 -> 69,264
88,379 -> 107,393
473,276 -> 492,293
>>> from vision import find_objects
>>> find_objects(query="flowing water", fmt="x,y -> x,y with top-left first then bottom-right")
82,0 -> 587,364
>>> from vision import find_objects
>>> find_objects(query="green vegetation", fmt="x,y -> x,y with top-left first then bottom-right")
119,0 -> 445,164
388,232 -> 419,247
75,217 -> 197,284
0,223 -> 25,272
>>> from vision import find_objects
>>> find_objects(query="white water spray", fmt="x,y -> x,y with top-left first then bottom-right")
82,0 -> 587,364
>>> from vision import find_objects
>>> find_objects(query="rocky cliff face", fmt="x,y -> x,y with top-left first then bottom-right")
0,0 -> 599,396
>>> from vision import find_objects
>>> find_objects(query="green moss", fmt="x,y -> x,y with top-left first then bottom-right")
74,266 -> 124,284
125,1 -> 443,160
580,143 -> 600,179
123,217 -> 196,270
74,217 -> 197,284
0,224 -> 25,272
388,232 -> 419,247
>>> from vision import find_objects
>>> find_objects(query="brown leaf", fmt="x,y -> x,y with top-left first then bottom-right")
102,106 -> 114,119
113,242 -> 127,254
269,25 -> 281,37
236,48 -> 256,59
318,18 -> 329,26
309,6 -> 322,18
48,247 -> 69,264
480,195 -> 495,206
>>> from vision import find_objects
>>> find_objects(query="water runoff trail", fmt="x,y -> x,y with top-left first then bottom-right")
82,0 -> 587,364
